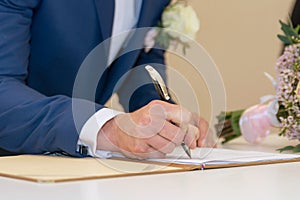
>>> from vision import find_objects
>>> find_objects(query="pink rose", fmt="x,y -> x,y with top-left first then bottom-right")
239,104 -> 273,144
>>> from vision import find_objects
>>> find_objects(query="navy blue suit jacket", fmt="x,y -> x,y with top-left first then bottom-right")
292,0 -> 300,27
0,0 -> 170,156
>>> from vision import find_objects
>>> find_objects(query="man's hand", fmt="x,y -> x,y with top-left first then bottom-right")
97,100 -> 215,159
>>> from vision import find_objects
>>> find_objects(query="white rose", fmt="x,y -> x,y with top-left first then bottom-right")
162,3 -> 200,43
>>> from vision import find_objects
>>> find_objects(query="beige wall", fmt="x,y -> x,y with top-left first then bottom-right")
108,0 -> 296,123
166,0 -> 296,119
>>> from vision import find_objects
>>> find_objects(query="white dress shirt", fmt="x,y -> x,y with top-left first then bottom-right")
78,0 -> 142,158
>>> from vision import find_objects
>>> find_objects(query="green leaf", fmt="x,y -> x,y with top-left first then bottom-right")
232,110 -> 245,117
215,110 -> 245,144
295,25 -> 300,34
216,112 -> 227,121
217,110 -> 244,122
216,111 -> 231,121
277,145 -> 295,153
156,31 -> 170,49
280,20 -> 299,38
276,144 -> 300,153
277,34 -> 292,45
221,134 -> 241,144
230,110 -> 244,137
292,144 -> 300,152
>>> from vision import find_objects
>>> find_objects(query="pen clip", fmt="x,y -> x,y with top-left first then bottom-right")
145,65 -> 170,101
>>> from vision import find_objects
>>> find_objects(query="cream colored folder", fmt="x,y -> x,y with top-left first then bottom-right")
0,155 -> 186,183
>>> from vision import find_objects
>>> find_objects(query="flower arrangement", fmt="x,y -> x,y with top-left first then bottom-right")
216,20 -> 300,152
144,0 -> 200,54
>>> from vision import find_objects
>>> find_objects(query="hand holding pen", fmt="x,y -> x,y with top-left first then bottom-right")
96,65 -> 211,159
145,65 -> 211,158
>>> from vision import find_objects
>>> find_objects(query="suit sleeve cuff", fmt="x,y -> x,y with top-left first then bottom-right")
78,108 -> 124,158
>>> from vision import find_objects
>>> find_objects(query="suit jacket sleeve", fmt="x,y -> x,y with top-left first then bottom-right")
0,0 -> 103,156
292,0 -> 300,27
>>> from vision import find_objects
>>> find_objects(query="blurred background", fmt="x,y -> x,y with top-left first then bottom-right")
108,0 -> 297,124
166,0 -> 296,120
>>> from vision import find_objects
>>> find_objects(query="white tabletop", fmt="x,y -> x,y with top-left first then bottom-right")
1,133 -> 299,200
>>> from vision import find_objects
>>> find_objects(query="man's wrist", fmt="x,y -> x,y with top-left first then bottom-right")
79,108 -> 123,157
96,117 -> 120,152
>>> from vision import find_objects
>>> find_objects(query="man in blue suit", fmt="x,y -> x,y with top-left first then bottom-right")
0,0 -> 212,158
292,0 -> 299,27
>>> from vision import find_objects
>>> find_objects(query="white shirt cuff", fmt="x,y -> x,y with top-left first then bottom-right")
78,108 -> 124,158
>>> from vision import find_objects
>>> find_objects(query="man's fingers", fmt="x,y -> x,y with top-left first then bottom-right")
183,124 -> 199,149
200,128 -> 217,148
142,147 -> 166,158
120,141 -> 166,159
197,118 -> 209,147
108,100 -> 213,160
131,146 -> 166,159
158,121 -> 185,146
146,135 -> 176,154
149,100 -> 193,126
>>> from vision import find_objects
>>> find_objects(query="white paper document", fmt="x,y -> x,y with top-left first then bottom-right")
147,147 -> 300,167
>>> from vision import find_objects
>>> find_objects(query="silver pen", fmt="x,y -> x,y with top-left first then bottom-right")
145,65 -> 192,159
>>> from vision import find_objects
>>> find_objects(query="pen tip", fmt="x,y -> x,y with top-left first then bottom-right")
181,143 -> 192,159
187,152 -> 192,159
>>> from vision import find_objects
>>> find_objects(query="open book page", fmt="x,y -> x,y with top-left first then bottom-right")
145,147 -> 300,166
